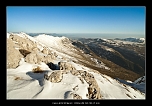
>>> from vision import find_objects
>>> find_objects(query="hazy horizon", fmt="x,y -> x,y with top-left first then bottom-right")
7,31 -> 145,39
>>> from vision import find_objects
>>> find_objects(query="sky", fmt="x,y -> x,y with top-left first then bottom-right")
6,6 -> 146,38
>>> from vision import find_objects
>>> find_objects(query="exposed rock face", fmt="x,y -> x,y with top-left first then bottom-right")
19,49 -> 31,57
7,33 -> 102,99
25,51 -> 55,65
70,70 -> 102,99
70,70 -> 80,76
42,47 -> 49,55
44,63 -> 102,99
42,47 -> 57,59
58,61 -> 76,71
25,51 -> 38,64
42,55 -> 54,64
9,34 -> 38,51
7,38 -> 23,68
77,70 -> 102,99
7,34 -> 57,68
44,70 -> 63,83
87,84 -> 101,99
72,93 -> 82,99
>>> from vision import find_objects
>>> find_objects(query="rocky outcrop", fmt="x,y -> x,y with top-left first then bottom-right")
7,38 -> 23,68
44,70 -> 63,83
25,51 -> 38,64
7,33 -> 57,69
70,70 -> 80,76
72,93 -> 82,99
83,71 -> 102,99
7,33 -> 102,99
9,34 -> 38,52
74,70 -> 102,99
19,49 -> 31,57
42,47 -> 57,59
42,47 -> 49,55
58,61 -> 76,71
44,62 -> 102,99
25,51 -> 55,65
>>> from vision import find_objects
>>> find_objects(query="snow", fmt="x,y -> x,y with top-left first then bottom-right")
7,33 -> 10,38
34,34 -> 66,49
139,38 -> 145,41
102,37 -> 145,45
7,60 -> 145,99
114,40 -> 137,45
7,32 -> 145,99
7,61 -> 88,99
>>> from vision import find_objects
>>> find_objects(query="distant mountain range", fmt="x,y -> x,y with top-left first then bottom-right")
114,37 -> 145,43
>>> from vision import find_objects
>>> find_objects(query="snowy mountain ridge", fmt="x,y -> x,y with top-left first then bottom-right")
114,37 -> 145,43
7,32 -> 145,99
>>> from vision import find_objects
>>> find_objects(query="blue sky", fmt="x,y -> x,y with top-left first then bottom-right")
7,6 -> 145,37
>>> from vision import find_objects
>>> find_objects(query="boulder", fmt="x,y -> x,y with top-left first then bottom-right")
25,51 -> 54,65
25,52 -> 38,64
42,47 -> 49,55
72,93 -> 82,99
47,71 -> 63,83
7,38 -> 23,68
42,55 -> 54,63
70,70 -> 80,76
58,61 -> 76,71
77,70 -> 102,99
19,49 -> 31,57
10,34 -> 38,51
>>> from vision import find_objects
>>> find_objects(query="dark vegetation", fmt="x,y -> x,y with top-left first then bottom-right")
32,66 -> 43,73
71,38 -> 145,81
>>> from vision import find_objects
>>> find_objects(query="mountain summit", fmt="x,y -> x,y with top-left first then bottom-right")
7,32 -> 145,99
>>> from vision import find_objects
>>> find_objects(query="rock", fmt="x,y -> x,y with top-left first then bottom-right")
7,33 -> 57,68
42,47 -> 49,55
70,70 -> 80,76
7,38 -> 23,68
78,76 -> 84,84
53,52 -> 58,57
72,93 -> 82,99
42,48 -> 56,59
32,47 -> 39,52
87,84 -> 101,99
44,74 -> 49,80
42,55 -> 54,63
19,49 -> 31,57
25,51 -> 54,65
47,71 -> 63,83
25,52 -> 38,64
77,70 -> 102,99
10,34 -> 38,51
49,52 -> 56,59
58,61 -> 76,71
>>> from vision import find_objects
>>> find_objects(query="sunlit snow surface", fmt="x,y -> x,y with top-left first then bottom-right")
7,32 -> 145,99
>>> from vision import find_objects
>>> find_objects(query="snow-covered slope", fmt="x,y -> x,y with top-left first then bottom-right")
114,37 -> 145,44
7,60 -> 145,99
7,32 -> 145,99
